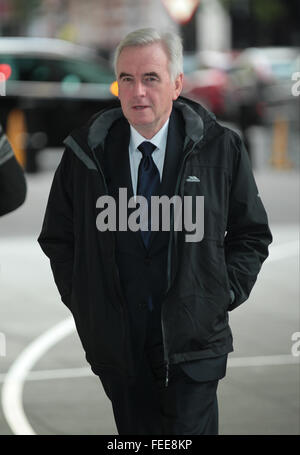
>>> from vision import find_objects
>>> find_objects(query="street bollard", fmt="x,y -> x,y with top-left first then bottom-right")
6,108 -> 27,169
270,115 -> 293,169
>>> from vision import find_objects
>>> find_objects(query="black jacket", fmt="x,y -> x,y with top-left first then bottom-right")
38,97 -> 272,382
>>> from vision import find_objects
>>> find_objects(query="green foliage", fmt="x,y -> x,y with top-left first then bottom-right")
220,0 -> 286,23
11,0 -> 42,22
252,0 -> 285,23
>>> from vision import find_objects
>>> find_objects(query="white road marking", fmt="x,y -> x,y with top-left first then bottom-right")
0,366 -> 92,383
1,317 -> 75,435
0,238 -> 299,435
0,354 -> 298,386
228,354 -> 299,367
2,336 -> 299,436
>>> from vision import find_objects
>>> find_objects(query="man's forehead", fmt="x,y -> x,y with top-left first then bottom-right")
117,43 -> 169,69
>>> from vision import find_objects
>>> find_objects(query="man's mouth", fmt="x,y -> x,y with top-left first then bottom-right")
132,105 -> 149,110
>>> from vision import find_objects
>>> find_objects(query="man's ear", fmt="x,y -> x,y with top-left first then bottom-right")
172,73 -> 183,100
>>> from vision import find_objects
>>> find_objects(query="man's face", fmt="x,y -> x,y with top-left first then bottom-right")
116,43 -> 183,139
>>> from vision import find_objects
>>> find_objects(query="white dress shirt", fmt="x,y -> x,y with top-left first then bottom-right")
129,119 -> 170,196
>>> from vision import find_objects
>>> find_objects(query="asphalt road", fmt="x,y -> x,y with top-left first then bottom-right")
0,129 -> 299,435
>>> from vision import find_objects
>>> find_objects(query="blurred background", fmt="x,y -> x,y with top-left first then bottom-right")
0,0 -> 299,436
0,0 -> 299,172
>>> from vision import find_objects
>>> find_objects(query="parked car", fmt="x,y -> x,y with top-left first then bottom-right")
182,51 -> 235,120
226,46 -> 300,127
0,37 -> 117,172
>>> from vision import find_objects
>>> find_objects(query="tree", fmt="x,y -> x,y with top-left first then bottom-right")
220,0 -> 300,47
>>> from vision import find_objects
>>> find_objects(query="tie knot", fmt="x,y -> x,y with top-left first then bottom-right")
138,141 -> 156,158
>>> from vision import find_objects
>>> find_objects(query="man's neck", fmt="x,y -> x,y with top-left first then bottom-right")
132,114 -> 172,139
130,118 -> 170,147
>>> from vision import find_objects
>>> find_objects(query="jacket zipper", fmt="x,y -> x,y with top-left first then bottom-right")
88,141 -> 173,385
162,138 -> 200,388
86,141 -> 170,384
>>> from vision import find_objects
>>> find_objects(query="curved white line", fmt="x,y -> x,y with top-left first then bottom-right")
1,316 -> 75,435
2,319 -> 299,435
1,240 -> 299,435
0,354 -> 298,385
228,354 -> 299,367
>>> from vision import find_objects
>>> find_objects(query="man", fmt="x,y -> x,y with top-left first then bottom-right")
38,28 -> 272,435
0,123 -> 27,216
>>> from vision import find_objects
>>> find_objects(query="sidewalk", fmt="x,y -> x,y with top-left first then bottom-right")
254,169 -> 300,224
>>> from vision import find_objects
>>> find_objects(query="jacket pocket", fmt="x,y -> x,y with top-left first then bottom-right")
164,293 -> 229,355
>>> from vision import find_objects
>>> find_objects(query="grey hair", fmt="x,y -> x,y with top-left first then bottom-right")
113,28 -> 183,81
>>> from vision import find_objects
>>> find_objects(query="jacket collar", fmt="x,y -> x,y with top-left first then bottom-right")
85,97 -> 205,151
63,96 -> 221,170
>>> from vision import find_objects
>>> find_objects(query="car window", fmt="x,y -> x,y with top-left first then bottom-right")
270,61 -> 297,80
0,56 -> 53,81
0,55 -> 114,83
56,58 -> 113,83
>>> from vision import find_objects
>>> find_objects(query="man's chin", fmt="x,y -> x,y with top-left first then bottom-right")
129,120 -> 157,138
129,117 -> 154,129
130,113 -> 153,124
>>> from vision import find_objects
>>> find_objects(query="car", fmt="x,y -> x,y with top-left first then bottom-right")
226,46 -> 300,128
0,37 -> 117,172
182,51 -> 234,119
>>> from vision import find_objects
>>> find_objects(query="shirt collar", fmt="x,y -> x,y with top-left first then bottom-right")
130,118 -> 170,153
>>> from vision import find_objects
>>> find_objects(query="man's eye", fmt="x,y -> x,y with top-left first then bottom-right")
145,77 -> 157,82
120,77 -> 133,82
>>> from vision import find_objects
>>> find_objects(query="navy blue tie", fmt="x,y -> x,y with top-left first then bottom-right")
137,141 -> 159,312
137,141 -> 160,248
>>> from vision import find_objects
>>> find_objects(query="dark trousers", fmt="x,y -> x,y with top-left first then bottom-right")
98,309 -> 219,435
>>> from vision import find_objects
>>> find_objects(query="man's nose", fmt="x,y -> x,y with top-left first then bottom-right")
133,81 -> 146,96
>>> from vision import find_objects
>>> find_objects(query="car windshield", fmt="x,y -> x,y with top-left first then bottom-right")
270,61 -> 298,80
0,55 -> 114,83
255,48 -> 299,80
